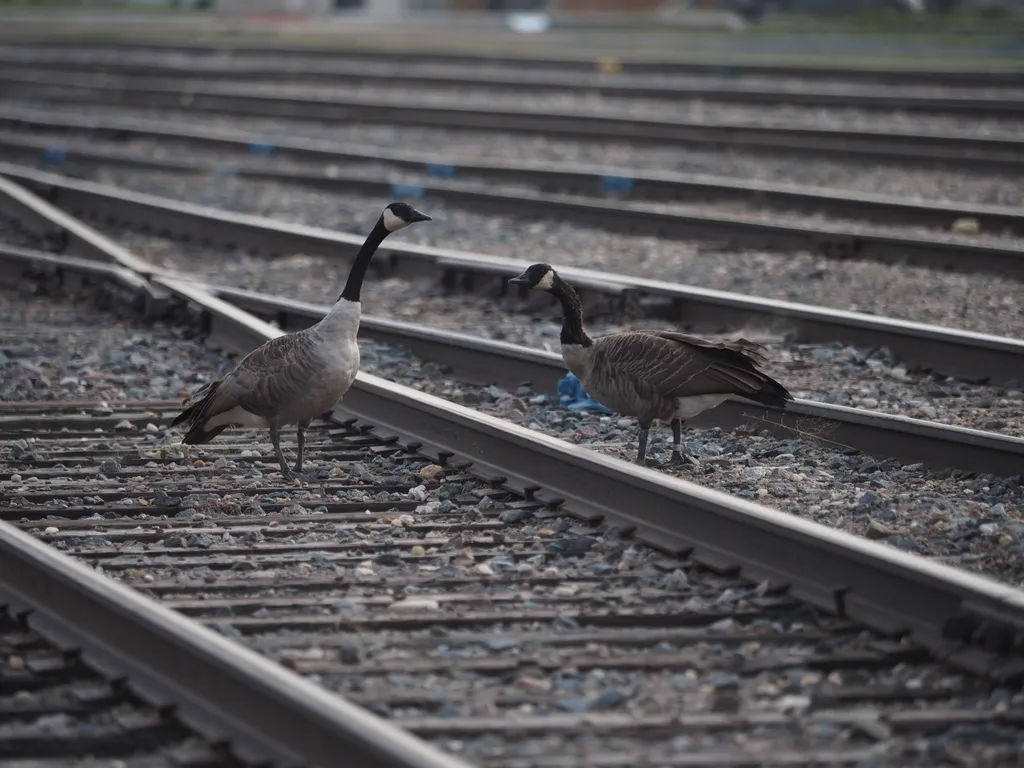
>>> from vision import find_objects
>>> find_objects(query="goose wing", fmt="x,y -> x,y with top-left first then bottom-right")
591,330 -> 776,398
189,333 -> 317,423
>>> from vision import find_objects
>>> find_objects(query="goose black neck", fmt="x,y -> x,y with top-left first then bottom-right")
551,279 -> 592,347
339,219 -> 389,303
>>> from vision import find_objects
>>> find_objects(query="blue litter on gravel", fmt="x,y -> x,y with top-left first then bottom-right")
40,147 -> 67,165
390,183 -> 424,198
247,142 -> 275,156
600,174 -> 635,195
557,372 -> 611,414
424,162 -> 456,179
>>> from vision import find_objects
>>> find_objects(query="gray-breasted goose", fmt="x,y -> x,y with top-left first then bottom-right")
509,263 -> 793,467
171,202 -> 431,481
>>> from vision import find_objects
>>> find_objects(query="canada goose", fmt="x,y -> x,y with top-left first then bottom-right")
171,201 -> 431,481
508,263 -> 793,467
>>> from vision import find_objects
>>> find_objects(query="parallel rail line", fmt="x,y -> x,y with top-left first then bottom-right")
2,161 -> 1021,388
3,38 -> 1023,87
3,53 -> 1024,119
3,107 -> 1023,238
5,136 -> 1022,282
3,167 -> 1024,766
1,69 -> 1021,172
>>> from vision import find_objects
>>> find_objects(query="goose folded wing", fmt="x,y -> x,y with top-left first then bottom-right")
193,334 -> 313,422
642,330 -> 770,367
593,332 -> 771,399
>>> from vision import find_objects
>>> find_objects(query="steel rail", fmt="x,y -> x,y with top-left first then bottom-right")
0,497 -> 471,768
3,135 -> 1019,280
3,173 -> 1024,689
3,38 -> 1023,87
1,69 -> 1021,171
181,281 -> 1024,480
157,276 -> 1024,685
3,107 -> 1023,238
2,161 -> 1021,387
6,239 -> 1022,478
3,53 -> 1023,118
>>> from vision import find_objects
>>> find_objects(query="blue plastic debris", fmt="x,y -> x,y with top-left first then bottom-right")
424,162 -> 456,180
40,147 -> 67,166
599,174 -> 635,196
247,142 -> 275,156
557,372 -> 612,414
211,166 -> 237,178
390,183 -> 424,199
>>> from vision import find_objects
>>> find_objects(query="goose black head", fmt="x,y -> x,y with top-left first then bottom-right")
508,263 -> 557,291
382,202 -> 432,232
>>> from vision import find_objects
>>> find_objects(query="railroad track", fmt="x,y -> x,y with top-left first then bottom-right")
2,50 -> 1023,119
2,161 -> 1021,388
3,142 -> 1024,767
2,107 -> 1023,240
4,176 -> 1024,765
1,69 -> 1021,173
3,38 -> 1023,87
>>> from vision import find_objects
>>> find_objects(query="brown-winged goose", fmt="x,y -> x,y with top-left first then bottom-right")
509,263 -> 793,467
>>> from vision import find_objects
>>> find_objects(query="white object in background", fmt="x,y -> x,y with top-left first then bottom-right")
507,12 -> 551,34
364,0 -> 403,20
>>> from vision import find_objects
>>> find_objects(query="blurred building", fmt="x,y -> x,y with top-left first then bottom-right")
209,0 -> 1024,15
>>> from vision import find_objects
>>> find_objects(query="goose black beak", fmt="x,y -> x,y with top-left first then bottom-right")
409,209 -> 432,223
508,272 -> 531,285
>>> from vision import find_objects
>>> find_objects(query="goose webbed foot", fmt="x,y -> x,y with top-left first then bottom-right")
646,452 -> 699,470
285,469 -> 323,485
641,419 -> 698,470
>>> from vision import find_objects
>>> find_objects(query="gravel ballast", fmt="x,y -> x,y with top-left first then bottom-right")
7,100 -> 1022,207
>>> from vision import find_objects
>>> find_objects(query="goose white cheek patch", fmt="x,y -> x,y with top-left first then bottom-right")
383,209 -> 407,232
535,271 -> 555,290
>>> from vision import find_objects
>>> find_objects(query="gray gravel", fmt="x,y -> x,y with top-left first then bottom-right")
0,272 -> 232,404
76,169 -> 1024,342
9,101 -> 1022,207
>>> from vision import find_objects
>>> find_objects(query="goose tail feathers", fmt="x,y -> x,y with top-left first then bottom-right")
171,381 -> 223,443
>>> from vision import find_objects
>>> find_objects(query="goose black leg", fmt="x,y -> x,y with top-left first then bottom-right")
635,422 -> 651,466
289,421 -> 319,483
293,421 -> 308,474
269,426 -> 291,477
648,419 -> 698,470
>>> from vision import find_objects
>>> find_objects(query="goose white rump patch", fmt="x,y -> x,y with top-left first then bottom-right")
673,394 -> 731,421
205,405 -> 270,430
